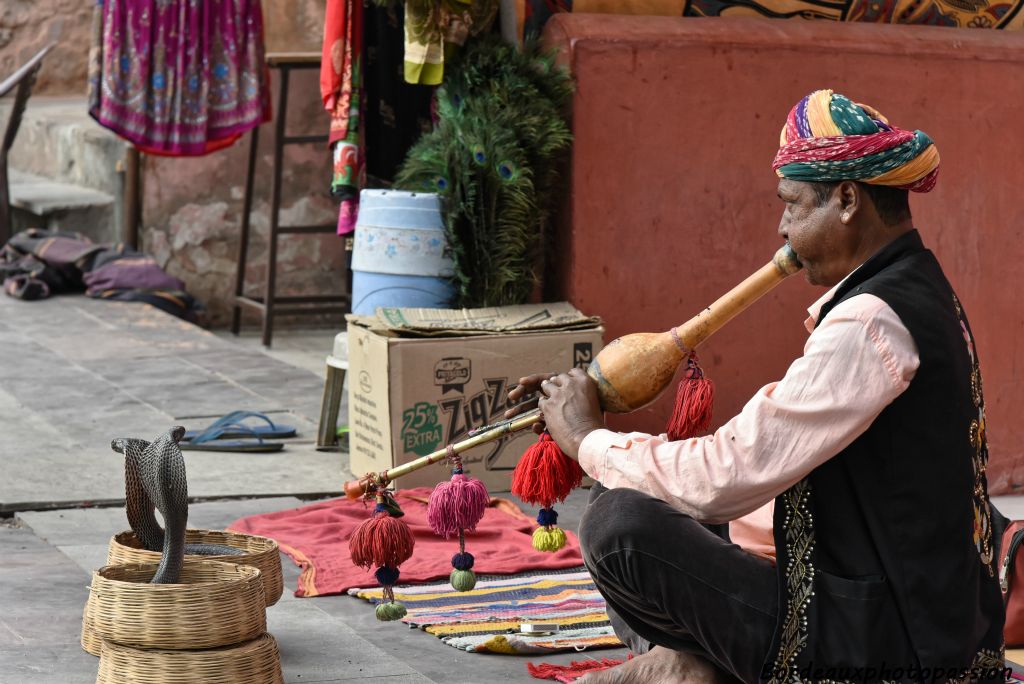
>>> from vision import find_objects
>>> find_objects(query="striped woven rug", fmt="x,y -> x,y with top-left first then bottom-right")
350,566 -> 623,654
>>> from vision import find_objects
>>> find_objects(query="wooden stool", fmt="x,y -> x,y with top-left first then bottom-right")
316,331 -> 349,449
231,52 -> 350,347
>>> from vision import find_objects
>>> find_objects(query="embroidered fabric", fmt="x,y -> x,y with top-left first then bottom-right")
88,0 -> 271,156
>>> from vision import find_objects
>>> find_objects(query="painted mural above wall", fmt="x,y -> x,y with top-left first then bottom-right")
508,0 -> 1024,37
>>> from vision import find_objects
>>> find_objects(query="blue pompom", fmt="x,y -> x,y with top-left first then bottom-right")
537,508 -> 559,526
374,503 -> 387,514
452,552 -> 475,570
375,566 -> 400,586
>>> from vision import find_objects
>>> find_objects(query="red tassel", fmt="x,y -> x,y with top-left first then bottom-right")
349,510 -> 415,570
511,432 -> 584,509
666,354 -> 715,441
527,655 -> 633,682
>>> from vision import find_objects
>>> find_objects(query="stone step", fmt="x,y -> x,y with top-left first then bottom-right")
10,169 -> 114,213
9,169 -> 116,244
5,96 -> 128,198
1,96 -> 127,243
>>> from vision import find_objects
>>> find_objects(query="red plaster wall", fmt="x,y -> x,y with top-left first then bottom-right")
543,16 -> 1024,493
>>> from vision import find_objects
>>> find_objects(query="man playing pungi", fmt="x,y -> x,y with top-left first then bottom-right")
512,90 -> 1005,683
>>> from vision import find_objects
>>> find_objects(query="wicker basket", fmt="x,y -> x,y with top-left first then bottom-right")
90,560 -> 266,650
108,529 -> 284,606
97,632 -> 283,684
80,592 -> 102,656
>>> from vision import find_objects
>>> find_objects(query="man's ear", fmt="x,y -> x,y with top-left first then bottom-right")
837,180 -> 859,217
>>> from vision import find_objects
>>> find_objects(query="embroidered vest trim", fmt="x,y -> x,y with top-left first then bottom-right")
768,479 -> 815,683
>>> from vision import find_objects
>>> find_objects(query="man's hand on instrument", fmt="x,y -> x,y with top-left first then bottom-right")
536,368 -> 605,460
506,372 -> 557,434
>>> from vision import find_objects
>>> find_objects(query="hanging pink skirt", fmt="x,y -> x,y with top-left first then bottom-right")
88,0 -> 272,156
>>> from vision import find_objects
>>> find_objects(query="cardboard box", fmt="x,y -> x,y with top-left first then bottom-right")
347,303 -> 604,492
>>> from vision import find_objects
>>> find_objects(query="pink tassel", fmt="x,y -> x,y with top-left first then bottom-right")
427,473 -> 489,539
666,354 -> 715,441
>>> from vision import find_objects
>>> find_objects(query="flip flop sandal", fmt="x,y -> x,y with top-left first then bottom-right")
182,410 -> 296,442
180,422 -> 285,453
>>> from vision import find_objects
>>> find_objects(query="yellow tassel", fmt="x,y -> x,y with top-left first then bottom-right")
532,526 -> 567,552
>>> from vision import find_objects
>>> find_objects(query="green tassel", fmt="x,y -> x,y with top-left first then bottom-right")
450,568 -> 477,592
375,601 -> 408,621
532,526 -> 567,553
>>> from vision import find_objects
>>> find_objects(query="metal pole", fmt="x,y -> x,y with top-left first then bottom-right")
122,146 -> 141,249
262,66 -> 289,347
231,126 -> 261,335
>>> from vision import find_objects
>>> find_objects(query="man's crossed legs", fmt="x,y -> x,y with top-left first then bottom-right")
577,484 -> 778,684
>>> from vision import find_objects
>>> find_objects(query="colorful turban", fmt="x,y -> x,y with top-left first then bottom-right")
772,90 -> 940,193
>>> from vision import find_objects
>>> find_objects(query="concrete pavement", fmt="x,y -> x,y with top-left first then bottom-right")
0,295 -> 343,512
0,294 -> 628,683
12,293 -> 1013,679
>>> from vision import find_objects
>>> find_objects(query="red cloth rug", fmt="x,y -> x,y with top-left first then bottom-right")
228,488 -> 584,597
528,656 -> 632,682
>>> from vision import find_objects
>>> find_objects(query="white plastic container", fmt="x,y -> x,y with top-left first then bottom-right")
351,190 -> 455,315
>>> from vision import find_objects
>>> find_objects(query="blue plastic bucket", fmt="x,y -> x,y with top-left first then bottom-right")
351,190 -> 455,315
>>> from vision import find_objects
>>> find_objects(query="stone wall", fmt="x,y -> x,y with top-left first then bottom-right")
3,1 -> 346,328
141,67 -> 345,327
0,0 -> 93,97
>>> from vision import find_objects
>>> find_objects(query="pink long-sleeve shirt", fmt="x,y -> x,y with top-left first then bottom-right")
577,284 -> 921,562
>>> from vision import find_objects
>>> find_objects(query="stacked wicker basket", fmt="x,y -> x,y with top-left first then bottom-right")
81,529 -> 285,684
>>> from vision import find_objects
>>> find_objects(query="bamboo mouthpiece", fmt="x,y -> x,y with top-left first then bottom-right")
587,243 -> 801,413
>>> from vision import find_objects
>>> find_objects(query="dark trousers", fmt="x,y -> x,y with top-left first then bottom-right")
579,484 -> 779,683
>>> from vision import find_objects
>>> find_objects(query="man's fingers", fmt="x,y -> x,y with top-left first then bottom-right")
513,374 -> 560,404
508,385 -> 527,402
511,373 -> 558,397
507,373 -> 556,418
505,396 -> 538,419
542,374 -> 566,392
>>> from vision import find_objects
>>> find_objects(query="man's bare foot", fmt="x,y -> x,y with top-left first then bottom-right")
576,646 -> 731,684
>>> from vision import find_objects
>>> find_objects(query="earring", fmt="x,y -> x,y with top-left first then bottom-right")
841,212 -> 850,223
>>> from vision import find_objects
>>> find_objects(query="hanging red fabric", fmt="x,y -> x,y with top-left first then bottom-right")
320,0 -> 365,234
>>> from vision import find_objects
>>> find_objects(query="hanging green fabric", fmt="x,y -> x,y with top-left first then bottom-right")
403,0 -> 498,85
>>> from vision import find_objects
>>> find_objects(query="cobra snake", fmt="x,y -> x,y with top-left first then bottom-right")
111,426 -> 243,584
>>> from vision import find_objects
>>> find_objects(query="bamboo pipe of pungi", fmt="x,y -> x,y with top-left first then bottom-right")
343,243 -> 802,499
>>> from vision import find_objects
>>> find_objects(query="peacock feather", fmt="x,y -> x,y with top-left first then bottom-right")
395,36 -> 573,307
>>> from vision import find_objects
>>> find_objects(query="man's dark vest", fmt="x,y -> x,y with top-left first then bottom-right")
761,231 -> 1004,683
